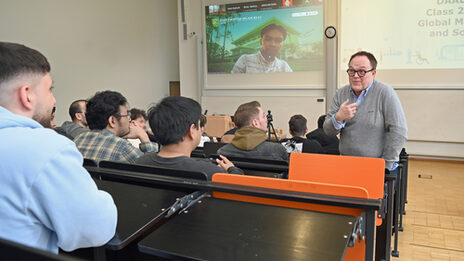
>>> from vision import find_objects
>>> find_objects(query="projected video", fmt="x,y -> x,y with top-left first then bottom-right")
205,0 -> 324,74
341,0 -> 464,69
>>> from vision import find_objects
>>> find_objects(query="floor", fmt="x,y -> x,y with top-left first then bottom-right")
393,159 -> 464,261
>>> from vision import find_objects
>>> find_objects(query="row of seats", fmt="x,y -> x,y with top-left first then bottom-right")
5,151 -> 408,261
195,141 -> 410,249
84,152 -> 396,260
195,142 -> 409,258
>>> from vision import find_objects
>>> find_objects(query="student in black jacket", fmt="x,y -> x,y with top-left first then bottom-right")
136,96 -> 243,180
306,114 -> 340,155
281,115 -> 323,154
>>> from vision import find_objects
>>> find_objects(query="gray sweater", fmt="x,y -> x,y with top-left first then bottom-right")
323,80 -> 407,169
55,121 -> 89,140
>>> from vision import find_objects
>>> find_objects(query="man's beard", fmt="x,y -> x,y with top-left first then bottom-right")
33,113 -> 52,129
118,120 -> 130,137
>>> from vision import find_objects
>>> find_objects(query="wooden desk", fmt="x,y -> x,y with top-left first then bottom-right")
138,197 -> 356,261
85,166 -> 380,260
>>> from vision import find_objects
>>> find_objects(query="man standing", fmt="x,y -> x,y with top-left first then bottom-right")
74,91 -> 157,163
55,99 -> 89,140
218,101 -> 288,161
0,42 -> 117,253
231,24 -> 293,73
323,51 -> 407,171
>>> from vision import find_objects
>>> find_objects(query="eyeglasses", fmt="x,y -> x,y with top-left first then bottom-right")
115,111 -> 131,119
346,68 -> 374,77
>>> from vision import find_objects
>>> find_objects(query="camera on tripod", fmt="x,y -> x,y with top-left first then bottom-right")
266,110 -> 277,141
266,110 -> 273,123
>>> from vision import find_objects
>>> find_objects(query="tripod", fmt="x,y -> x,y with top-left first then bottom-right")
266,110 -> 278,141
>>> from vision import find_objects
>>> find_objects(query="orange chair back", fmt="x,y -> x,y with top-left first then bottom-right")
288,153 -> 384,223
288,153 -> 384,194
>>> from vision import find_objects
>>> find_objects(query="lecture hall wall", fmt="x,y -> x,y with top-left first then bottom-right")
0,0 -> 179,125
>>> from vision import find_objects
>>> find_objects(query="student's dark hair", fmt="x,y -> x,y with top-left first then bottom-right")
0,42 -> 50,84
200,114 -> 207,128
69,99 -> 87,121
86,91 -> 127,130
349,51 -> 377,70
317,114 -> 326,129
130,108 -> 147,121
260,24 -> 287,41
147,96 -> 202,146
288,114 -> 307,137
233,101 -> 261,128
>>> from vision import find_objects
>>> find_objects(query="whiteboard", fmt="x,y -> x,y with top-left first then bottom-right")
396,89 -> 464,143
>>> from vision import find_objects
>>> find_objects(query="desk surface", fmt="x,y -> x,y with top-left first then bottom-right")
193,157 -> 286,178
138,197 -> 355,261
94,178 -> 186,250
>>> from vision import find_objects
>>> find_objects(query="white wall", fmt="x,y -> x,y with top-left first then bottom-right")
0,0 -> 179,125
202,95 -> 326,133
177,0 -> 202,100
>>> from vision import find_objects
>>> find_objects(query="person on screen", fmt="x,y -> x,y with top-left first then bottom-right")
0,42 -> 117,253
323,51 -> 407,173
231,24 -> 293,73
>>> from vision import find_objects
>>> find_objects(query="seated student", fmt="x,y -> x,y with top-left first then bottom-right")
217,101 -> 288,161
136,96 -> 243,180
280,114 -> 323,153
199,114 -> 211,147
74,91 -> 157,163
55,99 -> 89,140
306,114 -> 340,155
127,108 -> 149,149
220,128 -> 236,143
0,42 -> 116,253
50,106 -> 57,129
220,117 -> 237,144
